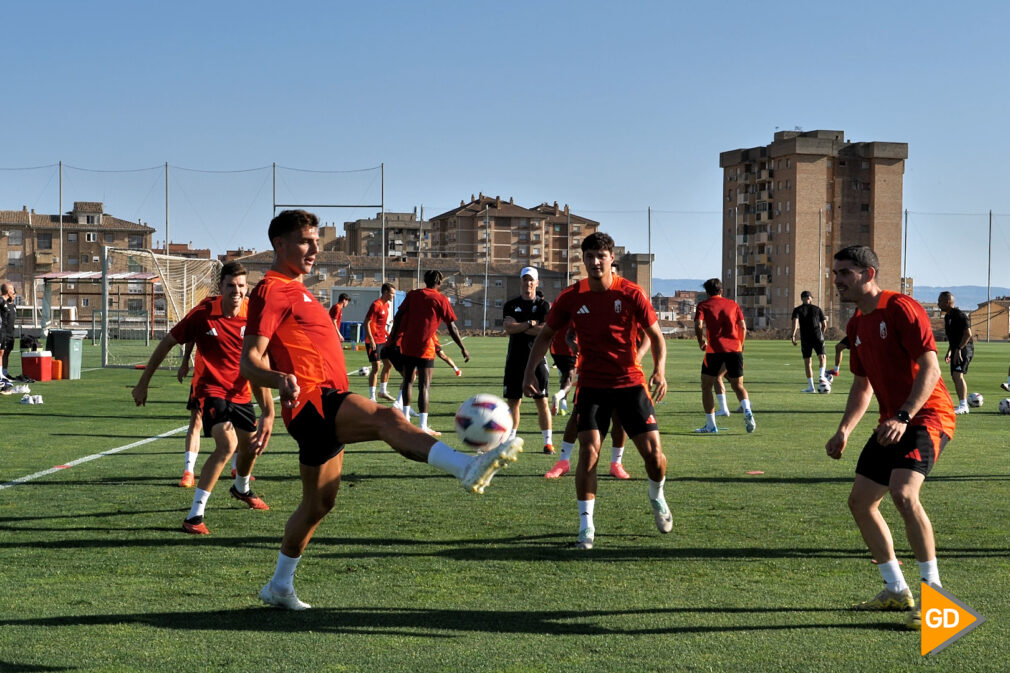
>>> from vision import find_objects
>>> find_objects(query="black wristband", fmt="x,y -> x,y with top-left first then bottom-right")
895,410 -> 911,424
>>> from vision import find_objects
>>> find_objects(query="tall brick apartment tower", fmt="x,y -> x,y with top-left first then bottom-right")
719,130 -> 908,330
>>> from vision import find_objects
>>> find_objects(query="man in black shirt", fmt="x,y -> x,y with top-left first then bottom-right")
791,290 -> 827,392
938,291 -> 973,414
0,283 -> 16,382
503,267 -> 553,453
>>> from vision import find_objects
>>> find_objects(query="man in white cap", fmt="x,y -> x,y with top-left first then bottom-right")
502,267 -> 554,453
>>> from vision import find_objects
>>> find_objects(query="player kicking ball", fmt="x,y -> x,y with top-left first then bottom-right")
241,210 -> 522,610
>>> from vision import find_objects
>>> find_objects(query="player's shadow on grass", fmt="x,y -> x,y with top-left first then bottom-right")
0,661 -> 74,672
0,606 -> 910,637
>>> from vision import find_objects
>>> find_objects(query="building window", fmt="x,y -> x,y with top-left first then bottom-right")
827,159 -> 833,168
785,244 -> 790,254
92,256 -> 100,263
7,250 -> 22,266
81,254 -> 88,264
784,288 -> 789,297
85,232 -> 97,242
494,279 -> 503,287
860,204 -> 870,213
81,297 -> 89,307
861,160 -> 869,169
67,256 -> 78,266
519,232 -> 528,241
786,159 -> 791,168
786,201 -> 790,212
464,319 -> 472,327
128,234 -> 143,248
494,299 -> 503,308
104,232 -> 115,243
9,230 -> 23,245
785,180 -> 790,189
37,233 -> 53,250
374,272 -> 382,281
826,203 -> 832,211
518,247 -> 527,255
128,256 -> 142,273
68,232 -> 78,242
786,266 -> 790,276
337,268 -> 347,276
786,223 -> 790,233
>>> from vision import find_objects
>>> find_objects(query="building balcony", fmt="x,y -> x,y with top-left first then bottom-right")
754,274 -> 771,286
737,193 -> 748,204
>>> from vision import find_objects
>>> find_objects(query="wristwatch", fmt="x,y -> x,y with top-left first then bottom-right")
895,410 -> 911,424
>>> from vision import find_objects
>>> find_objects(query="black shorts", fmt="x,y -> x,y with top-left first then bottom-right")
504,356 -> 548,400
0,336 -> 12,352
801,339 -> 825,359
288,388 -> 353,467
855,425 -> 950,486
575,385 -> 658,438
551,353 -> 577,378
401,355 -> 435,372
701,352 -> 744,378
366,342 -> 387,364
950,344 -> 973,375
838,336 -> 850,349
201,397 -> 257,437
186,394 -> 201,413
383,344 -> 404,374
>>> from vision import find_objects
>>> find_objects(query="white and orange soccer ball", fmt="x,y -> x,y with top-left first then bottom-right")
967,392 -> 984,408
455,394 -> 512,452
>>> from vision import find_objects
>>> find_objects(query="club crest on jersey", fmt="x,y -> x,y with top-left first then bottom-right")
879,321 -> 887,340
614,299 -> 622,313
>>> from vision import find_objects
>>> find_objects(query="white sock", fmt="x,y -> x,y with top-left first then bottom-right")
395,391 -> 403,405
184,451 -> 198,473
234,474 -> 251,493
716,393 -> 728,412
705,412 -> 716,428
270,552 -> 301,594
918,559 -> 941,588
187,488 -> 211,520
542,429 -> 552,445
578,498 -> 595,531
741,398 -> 752,413
403,406 -> 412,421
231,454 -> 238,472
419,412 -> 429,429
878,559 -> 909,593
611,445 -> 625,464
508,428 -> 518,441
427,441 -> 471,479
648,477 -> 665,501
559,441 -> 575,461
819,367 -> 826,378
380,382 -> 388,394
958,399 -> 966,408
1006,376 -> 1010,386
369,386 -> 376,400
807,377 -> 815,387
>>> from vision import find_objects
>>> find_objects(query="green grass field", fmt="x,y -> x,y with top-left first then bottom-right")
2,338 -> 1009,672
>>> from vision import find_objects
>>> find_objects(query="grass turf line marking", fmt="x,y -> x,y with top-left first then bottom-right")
0,425 -> 188,491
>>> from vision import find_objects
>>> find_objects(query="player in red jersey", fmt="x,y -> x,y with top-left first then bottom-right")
523,232 -> 670,549
328,293 -> 350,341
133,261 -> 275,534
825,245 -> 956,630
175,344 -> 204,487
364,283 -> 396,402
694,278 -> 755,434
240,210 -> 522,610
387,269 -> 470,435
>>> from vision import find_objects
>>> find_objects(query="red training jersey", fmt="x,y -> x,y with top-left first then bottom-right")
695,295 -> 744,353
364,298 -> 391,345
847,290 -> 956,437
328,303 -> 343,331
170,296 -> 251,404
396,287 -> 456,359
550,323 -> 576,357
247,271 -> 349,426
546,276 -> 656,389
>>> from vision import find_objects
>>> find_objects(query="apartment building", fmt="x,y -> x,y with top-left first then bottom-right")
342,211 -> 424,258
720,130 -> 908,329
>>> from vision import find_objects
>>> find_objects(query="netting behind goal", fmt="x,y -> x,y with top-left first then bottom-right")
101,247 -> 222,368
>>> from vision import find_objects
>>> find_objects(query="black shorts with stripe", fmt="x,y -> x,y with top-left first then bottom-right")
200,397 -> 257,437
288,388 -> 353,467
855,424 -> 950,485
366,342 -> 387,364
701,352 -> 744,378
504,356 -> 548,400
575,385 -> 658,438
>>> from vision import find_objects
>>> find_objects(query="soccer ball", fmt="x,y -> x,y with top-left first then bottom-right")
967,392 -> 984,408
817,377 -> 832,394
455,394 -> 512,452
999,398 -> 1010,415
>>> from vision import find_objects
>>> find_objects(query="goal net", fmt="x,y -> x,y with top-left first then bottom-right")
101,247 -> 222,368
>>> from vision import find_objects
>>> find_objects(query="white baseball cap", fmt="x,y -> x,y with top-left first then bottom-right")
520,266 -> 538,281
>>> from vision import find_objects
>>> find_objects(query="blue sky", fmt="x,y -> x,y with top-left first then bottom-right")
2,1 -> 1009,287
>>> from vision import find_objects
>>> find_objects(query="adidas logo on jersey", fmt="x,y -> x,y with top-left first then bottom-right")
303,293 -> 313,303
854,335 -> 862,347
206,328 -> 218,336
577,305 -> 590,315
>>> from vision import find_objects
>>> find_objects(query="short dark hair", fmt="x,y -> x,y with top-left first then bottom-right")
268,209 -> 319,245
338,293 -> 351,303
800,290 -> 812,300
833,245 -> 879,273
581,231 -> 614,254
703,278 -> 722,296
938,291 -> 953,303
423,269 -> 443,288
381,283 -> 394,294
219,261 -> 247,284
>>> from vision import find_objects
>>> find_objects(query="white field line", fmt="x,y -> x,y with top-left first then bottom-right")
0,425 -> 188,491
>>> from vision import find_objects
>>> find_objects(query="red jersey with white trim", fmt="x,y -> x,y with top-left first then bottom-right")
364,298 -> 391,344
396,287 -> 456,359
170,296 -> 251,404
247,271 -> 349,426
695,295 -> 744,353
546,276 -> 656,389
847,290 -> 956,437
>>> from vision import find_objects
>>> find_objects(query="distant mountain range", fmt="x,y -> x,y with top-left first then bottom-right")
652,279 -> 1010,309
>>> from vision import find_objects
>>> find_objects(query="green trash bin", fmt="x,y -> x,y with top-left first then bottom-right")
45,329 -> 83,380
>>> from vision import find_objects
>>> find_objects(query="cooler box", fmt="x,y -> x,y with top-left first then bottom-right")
22,351 -> 53,382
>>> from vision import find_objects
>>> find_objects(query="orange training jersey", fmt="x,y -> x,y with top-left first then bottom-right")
546,276 -> 656,389
847,290 -> 955,437
364,298 -> 391,344
170,296 -> 251,404
247,270 -> 349,426
396,287 -> 456,359
694,295 -> 744,353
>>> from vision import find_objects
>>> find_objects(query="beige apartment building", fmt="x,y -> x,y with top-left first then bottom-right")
720,130 -> 908,329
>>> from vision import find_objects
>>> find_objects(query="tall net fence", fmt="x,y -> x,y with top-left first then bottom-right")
101,248 -> 221,368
